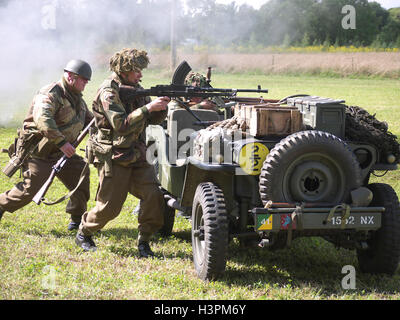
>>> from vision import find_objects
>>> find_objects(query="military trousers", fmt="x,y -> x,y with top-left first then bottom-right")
0,155 -> 90,222
79,161 -> 165,241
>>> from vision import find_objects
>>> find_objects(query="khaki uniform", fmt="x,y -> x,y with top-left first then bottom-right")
79,72 -> 167,242
0,77 -> 93,222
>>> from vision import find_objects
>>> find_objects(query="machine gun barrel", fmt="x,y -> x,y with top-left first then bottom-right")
197,87 -> 269,94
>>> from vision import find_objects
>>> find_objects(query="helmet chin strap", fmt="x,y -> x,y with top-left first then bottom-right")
71,73 -> 78,86
120,72 -> 138,86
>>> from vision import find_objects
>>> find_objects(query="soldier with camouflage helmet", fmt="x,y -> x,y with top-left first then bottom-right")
75,48 -> 170,257
168,71 -> 219,112
132,71 -> 221,217
0,59 -> 93,230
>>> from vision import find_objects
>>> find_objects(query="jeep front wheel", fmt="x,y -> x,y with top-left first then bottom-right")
192,182 -> 228,281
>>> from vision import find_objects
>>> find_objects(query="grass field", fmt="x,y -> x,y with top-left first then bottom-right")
0,71 -> 399,301
148,52 -> 400,78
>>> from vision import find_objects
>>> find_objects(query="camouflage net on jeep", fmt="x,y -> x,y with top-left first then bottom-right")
345,106 -> 400,163
193,116 -> 248,162
205,115 -> 248,134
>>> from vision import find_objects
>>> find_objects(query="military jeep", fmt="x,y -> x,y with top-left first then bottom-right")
146,81 -> 400,281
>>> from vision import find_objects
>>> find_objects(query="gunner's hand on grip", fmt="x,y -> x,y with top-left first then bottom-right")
146,96 -> 170,113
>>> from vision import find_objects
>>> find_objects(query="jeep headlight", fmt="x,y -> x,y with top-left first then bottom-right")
387,154 -> 396,164
237,142 -> 269,175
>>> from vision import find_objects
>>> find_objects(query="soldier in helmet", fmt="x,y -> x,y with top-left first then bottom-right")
0,59 -> 93,231
75,48 -> 170,257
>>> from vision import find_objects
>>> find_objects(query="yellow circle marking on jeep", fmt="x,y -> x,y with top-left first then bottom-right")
238,142 -> 269,175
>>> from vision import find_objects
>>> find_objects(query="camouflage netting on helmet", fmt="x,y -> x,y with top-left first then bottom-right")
185,72 -> 208,87
109,48 -> 149,74
345,106 -> 400,163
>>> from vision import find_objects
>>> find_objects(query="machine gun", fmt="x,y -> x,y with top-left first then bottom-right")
119,83 -> 268,126
119,84 -> 268,106
119,60 -> 268,123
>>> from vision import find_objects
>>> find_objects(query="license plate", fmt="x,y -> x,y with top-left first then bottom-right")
328,214 -> 378,227
254,210 -> 382,231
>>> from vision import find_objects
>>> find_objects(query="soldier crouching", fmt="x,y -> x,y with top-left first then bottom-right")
75,48 -> 169,257
0,60 -> 93,231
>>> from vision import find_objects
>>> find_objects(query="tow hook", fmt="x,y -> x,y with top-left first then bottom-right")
258,239 -> 271,248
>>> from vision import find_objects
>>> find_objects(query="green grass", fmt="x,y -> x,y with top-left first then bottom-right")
0,71 -> 400,300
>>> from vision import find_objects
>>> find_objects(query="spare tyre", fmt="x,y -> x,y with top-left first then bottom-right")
259,131 -> 361,205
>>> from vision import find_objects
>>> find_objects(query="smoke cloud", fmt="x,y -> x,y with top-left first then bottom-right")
0,0 -> 263,127
0,0 -> 174,126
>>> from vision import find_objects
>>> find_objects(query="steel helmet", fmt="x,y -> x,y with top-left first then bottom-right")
64,59 -> 92,80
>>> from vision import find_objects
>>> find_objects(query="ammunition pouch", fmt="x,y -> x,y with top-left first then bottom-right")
85,143 -> 95,165
85,126 -> 98,165
2,128 -> 43,178
89,128 -> 113,177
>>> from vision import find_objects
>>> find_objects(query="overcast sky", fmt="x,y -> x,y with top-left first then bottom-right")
214,0 -> 400,9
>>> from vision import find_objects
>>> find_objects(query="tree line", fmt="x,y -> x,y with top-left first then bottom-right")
180,0 -> 400,49
1,0 -> 399,49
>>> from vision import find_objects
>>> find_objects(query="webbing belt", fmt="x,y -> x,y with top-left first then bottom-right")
324,203 -> 351,229
287,203 -> 304,247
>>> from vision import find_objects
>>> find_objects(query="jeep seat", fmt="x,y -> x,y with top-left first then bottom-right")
167,109 -> 220,163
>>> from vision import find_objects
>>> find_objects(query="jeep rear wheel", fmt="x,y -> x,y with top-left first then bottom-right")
259,131 -> 361,204
192,182 -> 228,281
357,183 -> 400,275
